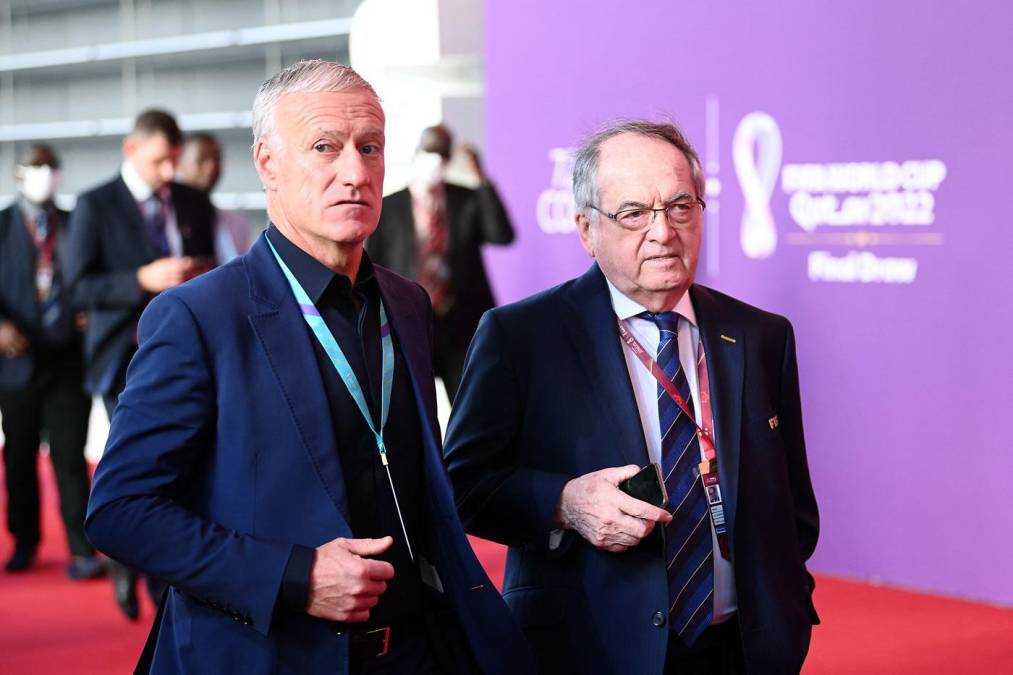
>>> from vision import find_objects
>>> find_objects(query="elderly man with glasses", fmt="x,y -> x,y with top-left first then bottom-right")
444,120 -> 820,674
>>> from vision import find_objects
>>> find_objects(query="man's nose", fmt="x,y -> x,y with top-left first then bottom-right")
646,208 -> 677,242
337,149 -> 370,187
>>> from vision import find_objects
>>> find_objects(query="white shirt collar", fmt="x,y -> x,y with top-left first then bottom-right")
604,275 -> 697,326
120,160 -> 168,203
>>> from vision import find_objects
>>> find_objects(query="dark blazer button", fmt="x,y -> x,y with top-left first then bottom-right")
652,611 -> 666,627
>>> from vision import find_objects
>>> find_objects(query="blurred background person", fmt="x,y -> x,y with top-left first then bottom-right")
176,132 -> 251,264
367,124 -> 515,401
64,109 -> 216,620
0,144 -> 101,580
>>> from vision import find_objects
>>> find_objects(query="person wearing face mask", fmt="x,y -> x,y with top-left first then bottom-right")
367,125 -> 515,401
0,144 -> 102,580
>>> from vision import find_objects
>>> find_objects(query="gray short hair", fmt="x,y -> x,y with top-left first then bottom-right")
572,119 -> 705,220
251,59 -> 379,146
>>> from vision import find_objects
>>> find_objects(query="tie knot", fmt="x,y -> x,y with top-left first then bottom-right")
640,311 -> 681,336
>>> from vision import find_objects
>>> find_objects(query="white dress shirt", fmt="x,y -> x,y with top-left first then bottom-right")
120,161 -> 182,257
606,279 -> 738,624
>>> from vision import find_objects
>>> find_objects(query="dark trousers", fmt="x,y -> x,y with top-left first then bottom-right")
0,361 -> 92,556
665,617 -> 746,675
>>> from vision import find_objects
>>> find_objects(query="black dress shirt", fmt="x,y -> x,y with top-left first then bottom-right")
268,226 -> 428,627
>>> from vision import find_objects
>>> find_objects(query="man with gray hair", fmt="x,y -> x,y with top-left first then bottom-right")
86,59 -> 532,674
445,120 -> 819,673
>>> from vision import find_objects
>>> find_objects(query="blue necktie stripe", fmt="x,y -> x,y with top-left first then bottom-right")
641,311 -> 713,647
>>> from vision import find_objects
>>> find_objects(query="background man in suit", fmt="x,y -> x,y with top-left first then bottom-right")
176,132 -> 251,264
367,125 -> 515,400
0,144 -> 100,579
64,109 -> 216,420
64,109 -> 216,619
85,60 -> 532,674
445,120 -> 820,674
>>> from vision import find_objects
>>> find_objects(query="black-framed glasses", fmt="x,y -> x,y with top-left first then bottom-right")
587,197 -> 706,231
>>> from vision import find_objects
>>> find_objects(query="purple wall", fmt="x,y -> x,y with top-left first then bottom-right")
482,0 -> 1013,605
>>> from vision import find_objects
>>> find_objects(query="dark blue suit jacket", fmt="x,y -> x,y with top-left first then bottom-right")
86,234 -> 533,674
444,263 -> 819,675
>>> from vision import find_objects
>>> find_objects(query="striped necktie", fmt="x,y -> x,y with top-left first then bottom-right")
641,311 -> 714,645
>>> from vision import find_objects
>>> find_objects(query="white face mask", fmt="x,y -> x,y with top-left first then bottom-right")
410,151 -> 446,189
18,165 -> 59,205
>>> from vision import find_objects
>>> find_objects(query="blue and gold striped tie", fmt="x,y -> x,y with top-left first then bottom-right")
641,311 -> 714,645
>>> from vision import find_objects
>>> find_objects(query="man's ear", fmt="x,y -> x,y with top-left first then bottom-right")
253,138 -> 277,192
122,136 -> 136,159
575,211 -> 596,257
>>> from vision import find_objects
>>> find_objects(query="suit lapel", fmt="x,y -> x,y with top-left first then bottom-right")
245,235 -> 351,523
112,177 -> 156,261
690,285 -> 743,542
373,267 -> 441,447
563,264 -> 650,468
373,266 -> 460,520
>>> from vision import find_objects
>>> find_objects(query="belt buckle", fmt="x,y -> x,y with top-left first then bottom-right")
365,626 -> 391,657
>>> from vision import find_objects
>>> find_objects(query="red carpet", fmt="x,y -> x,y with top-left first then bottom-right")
1,458 -> 1011,673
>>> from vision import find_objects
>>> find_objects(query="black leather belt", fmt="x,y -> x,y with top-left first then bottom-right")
350,626 -> 392,661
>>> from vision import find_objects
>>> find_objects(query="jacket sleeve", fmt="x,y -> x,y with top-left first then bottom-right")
777,319 -> 819,595
470,183 -> 516,245
63,195 -> 148,311
443,310 -> 573,552
85,292 -> 293,636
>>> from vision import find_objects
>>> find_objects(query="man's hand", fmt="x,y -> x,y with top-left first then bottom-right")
554,465 -> 672,553
305,536 -> 395,623
137,257 -> 198,293
0,320 -> 29,358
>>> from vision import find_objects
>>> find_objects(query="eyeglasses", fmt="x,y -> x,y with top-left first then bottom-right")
586,197 -> 706,231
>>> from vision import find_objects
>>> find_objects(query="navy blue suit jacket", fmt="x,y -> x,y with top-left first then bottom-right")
444,263 -> 819,674
86,234 -> 533,674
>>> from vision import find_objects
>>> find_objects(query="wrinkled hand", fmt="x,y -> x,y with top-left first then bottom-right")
0,320 -> 29,358
137,257 -> 197,293
305,536 -> 395,623
554,465 -> 672,552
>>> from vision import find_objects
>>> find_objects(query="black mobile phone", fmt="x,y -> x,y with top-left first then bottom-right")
618,463 -> 668,508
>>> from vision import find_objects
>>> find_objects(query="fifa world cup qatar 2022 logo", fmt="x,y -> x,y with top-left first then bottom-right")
731,111 -> 947,284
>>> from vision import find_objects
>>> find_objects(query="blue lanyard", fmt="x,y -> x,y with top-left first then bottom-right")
268,237 -> 414,560
267,237 -> 394,463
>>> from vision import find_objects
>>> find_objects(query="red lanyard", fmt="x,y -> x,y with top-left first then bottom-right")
615,317 -> 717,463
616,315 -> 730,558
25,212 -> 55,264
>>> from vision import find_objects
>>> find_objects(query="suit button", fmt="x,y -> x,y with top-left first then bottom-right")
652,611 -> 666,627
